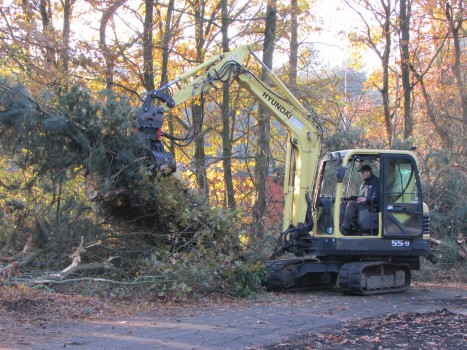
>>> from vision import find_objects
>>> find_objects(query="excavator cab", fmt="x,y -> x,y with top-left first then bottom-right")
314,150 -> 426,239
315,153 -> 381,236
265,149 -> 430,295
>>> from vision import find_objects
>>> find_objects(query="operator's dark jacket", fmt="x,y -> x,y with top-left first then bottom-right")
359,174 -> 379,208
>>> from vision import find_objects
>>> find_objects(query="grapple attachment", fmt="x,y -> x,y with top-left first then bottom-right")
138,92 -> 176,173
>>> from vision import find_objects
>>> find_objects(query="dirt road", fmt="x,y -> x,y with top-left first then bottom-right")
1,283 -> 466,350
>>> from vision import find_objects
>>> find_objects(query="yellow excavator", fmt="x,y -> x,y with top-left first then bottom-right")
138,44 -> 431,295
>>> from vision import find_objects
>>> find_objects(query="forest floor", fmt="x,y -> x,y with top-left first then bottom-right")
0,281 -> 466,350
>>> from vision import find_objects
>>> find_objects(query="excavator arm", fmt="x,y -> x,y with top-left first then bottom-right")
139,44 -> 322,232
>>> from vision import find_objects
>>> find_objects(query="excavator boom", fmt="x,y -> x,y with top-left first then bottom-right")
139,44 -> 322,231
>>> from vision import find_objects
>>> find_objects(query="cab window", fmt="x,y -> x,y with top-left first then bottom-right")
385,159 -> 420,204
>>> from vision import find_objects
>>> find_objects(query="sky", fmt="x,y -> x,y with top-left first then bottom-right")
309,0 -> 380,70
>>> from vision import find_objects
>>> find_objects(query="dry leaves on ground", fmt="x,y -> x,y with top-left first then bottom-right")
259,308 -> 466,350
0,286 -> 115,326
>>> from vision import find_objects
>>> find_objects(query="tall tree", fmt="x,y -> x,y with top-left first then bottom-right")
159,0 -> 177,156
99,0 -> 127,91
445,1 -> 467,124
159,0 -> 176,88
399,0 -> 412,140
289,0 -> 298,90
189,0 -> 221,199
61,0 -> 75,91
345,0 -> 395,146
404,0 -> 451,149
253,0 -> 277,239
142,0 -> 155,91
220,0 -> 236,210
39,0 -> 56,70
0,1 -> 68,88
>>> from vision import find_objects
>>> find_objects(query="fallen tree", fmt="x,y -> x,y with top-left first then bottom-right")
0,79 -> 267,298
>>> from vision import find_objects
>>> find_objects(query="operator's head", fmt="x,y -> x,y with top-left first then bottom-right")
358,164 -> 372,179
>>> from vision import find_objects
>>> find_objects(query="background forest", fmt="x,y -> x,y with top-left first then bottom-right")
0,0 -> 465,297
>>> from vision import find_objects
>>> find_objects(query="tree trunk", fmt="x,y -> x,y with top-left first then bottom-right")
193,102 -> 209,200
346,0 -> 394,145
411,68 -> 454,149
143,0 -> 155,91
400,0 -> 412,141
99,0 -> 127,91
192,0 -> 208,199
160,0 -> 175,87
381,0 -> 393,146
446,2 -> 467,124
190,0 -> 220,200
253,0 -> 277,240
221,0 -> 236,210
289,0 -> 298,90
160,0 -> 176,156
61,0 -> 75,91
39,0 -> 55,70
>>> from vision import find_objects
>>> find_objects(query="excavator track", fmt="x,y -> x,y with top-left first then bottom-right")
339,261 -> 411,295
264,259 -> 338,292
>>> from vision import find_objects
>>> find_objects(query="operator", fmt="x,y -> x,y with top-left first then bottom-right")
340,164 -> 379,234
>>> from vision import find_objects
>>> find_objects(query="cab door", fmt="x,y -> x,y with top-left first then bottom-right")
381,155 -> 423,238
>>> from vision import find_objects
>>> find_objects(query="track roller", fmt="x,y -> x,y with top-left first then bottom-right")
339,261 -> 411,295
264,259 -> 338,292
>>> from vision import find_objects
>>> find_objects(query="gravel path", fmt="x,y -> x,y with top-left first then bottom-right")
1,283 -> 465,350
